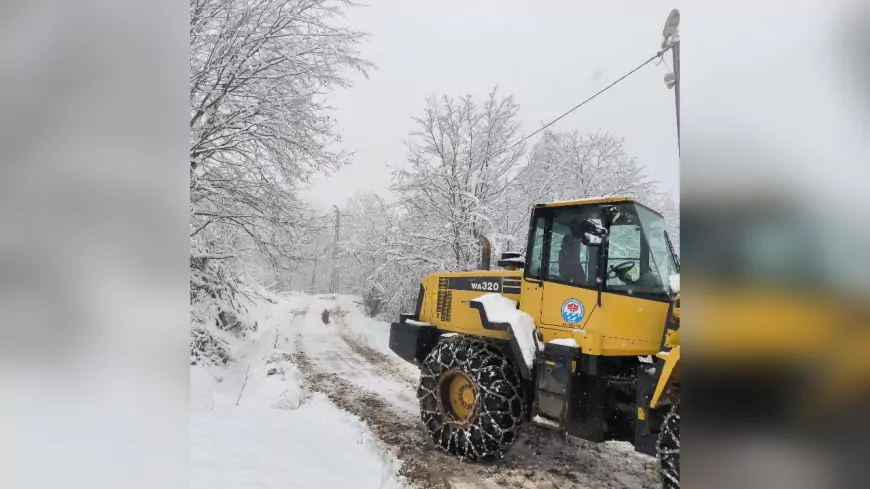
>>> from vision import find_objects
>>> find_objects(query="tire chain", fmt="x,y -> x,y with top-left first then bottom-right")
657,402 -> 680,489
418,335 -> 526,462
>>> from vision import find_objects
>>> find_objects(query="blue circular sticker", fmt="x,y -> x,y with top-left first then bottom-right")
561,299 -> 585,324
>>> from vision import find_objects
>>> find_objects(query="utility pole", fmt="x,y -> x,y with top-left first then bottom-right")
672,37 -> 680,154
662,9 -> 681,155
330,205 -> 340,294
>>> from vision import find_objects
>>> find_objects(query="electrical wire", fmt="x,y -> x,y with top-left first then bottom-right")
512,46 -> 672,149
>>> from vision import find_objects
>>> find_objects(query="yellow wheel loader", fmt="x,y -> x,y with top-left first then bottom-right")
389,197 -> 682,488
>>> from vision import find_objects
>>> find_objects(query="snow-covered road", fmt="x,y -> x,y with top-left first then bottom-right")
191,293 -> 660,489
292,296 -> 419,414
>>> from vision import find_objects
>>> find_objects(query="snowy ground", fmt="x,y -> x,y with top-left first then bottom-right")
191,292 -> 660,489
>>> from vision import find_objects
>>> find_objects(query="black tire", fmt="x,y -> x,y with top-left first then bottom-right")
658,402 -> 680,489
418,335 -> 526,461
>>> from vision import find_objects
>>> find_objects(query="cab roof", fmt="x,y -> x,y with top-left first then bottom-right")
535,196 -> 664,218
538,196 -> 633,207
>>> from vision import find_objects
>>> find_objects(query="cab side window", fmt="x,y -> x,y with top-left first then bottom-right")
526,216 -> 546,279
544,206 -> 600,288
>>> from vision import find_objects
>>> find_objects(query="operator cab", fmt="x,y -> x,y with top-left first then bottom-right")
526,198 -> 679,304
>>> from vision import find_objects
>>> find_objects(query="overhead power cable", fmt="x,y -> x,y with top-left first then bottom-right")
513,46 -> 673,149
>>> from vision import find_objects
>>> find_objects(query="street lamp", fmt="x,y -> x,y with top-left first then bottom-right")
662,9 -> 681,155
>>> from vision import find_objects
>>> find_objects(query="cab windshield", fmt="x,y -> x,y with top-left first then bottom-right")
637,204 -> 680,286
605,203 -> 679,300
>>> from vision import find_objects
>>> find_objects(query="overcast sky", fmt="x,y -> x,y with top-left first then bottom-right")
305,0 -> 684,211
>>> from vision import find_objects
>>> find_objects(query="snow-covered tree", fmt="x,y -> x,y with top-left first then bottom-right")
390,88 -> 526,272
334,193 -> 429,318
277,209 -> 336,294
524,130 -> 657,201
189,0 -> 371,363
494,130 -> 661,254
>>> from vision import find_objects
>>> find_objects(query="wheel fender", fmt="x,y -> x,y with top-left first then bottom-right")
468,298 -> 536,380
651,345 -> 680,409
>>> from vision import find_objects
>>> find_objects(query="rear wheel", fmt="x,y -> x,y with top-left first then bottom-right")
658,402 -> 681,489
418,335 -> 526,461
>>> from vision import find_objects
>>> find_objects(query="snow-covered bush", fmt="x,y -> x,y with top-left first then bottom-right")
189,256 -> 257,365
360,288 -> 386,318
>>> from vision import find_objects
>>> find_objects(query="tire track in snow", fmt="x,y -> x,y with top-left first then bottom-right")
333,318 -> 418,389
293,301 -> 418,413
289,301 -> 660,489
294,348 -> 456,489
291,304 -> 507,488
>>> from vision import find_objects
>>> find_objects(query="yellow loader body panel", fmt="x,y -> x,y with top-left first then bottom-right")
417,270 -> 669,357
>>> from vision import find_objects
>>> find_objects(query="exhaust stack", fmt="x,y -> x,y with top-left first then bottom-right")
479,235 -> 491,270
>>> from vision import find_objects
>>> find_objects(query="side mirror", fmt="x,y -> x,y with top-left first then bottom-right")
578,219 -> 607,246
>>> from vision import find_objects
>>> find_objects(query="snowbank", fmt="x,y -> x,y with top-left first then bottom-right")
192,394 -> 401,489
190,293 -> 404,489
471,293 -> 540,370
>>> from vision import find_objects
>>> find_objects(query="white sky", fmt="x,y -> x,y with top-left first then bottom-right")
305,0 -> 683,211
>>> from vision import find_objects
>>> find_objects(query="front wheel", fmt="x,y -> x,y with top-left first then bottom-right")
658,402 -> 681,489
418,335 -> 526,461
